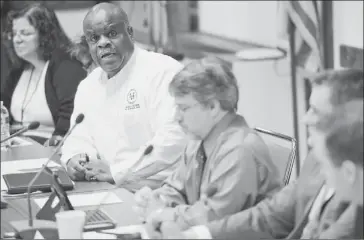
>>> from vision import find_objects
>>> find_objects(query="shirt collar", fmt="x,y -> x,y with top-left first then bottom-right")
202,112 -> 246,158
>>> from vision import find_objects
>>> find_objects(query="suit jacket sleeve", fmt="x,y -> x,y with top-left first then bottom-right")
207,182 -> 298,239
51,58 -> 86,136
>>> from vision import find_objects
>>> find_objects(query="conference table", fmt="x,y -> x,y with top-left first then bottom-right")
1,139 -> 141,238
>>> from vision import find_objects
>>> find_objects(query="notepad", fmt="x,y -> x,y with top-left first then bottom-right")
34,191 -> 123,208
1,159 -> 61,191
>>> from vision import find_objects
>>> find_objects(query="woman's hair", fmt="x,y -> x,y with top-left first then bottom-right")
169,56 -> 239,112
3,3 -> 72,68
68,34 -> 94,70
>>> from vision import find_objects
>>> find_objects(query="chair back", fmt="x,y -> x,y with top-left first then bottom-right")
254,127 -> 298,185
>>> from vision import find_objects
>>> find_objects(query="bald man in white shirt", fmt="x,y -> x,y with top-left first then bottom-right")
61,2 -> 186,191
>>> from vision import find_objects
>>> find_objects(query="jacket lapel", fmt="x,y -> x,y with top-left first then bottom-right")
286,181 -> 325,239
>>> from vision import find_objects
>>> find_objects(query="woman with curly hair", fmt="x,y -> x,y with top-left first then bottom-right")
1,3 -> 87,146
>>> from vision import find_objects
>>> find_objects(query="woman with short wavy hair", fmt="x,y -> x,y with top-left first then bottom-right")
1,3 -> 87,146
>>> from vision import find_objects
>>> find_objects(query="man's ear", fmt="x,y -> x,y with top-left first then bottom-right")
209,99 -> 221,117
127,26 -> 134,38
342,160 -> 356,185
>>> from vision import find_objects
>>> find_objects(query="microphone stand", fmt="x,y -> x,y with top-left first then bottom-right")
10,115 -> 84,239
26,133 -> 70,227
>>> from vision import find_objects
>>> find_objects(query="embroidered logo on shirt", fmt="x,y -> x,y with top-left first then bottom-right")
125,89 -> 140,110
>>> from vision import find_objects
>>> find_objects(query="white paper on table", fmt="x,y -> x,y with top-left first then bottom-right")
101,225 -> 144,234
34,191 -> 123,208
101,225 -> 149,239
1,158 -> 60,175
83,231 -> 117,239
1,176 -> 8,191
34,231 -> 45,239
10,137 -> 33,147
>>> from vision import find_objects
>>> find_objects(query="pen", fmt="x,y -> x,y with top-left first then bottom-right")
19,166 -> 59,172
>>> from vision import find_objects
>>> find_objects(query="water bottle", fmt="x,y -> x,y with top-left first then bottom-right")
1,101 -> 11,150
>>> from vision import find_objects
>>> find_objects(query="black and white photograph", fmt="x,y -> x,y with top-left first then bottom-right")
0,1 -> 363,239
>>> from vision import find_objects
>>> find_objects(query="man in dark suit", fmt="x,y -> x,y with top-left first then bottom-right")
311,100 -> 363,239
145,68 -> 364,239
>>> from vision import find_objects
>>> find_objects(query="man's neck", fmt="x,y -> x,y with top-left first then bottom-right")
202,111 -> 229,140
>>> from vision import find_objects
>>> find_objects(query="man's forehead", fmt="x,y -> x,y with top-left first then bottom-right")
84,7 -> 127,28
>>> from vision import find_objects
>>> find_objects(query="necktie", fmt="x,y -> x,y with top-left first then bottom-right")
195,141 -> 207,199
300,187 -> 335,239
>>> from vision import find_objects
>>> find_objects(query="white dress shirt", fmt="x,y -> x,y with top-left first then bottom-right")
61,46 -> 187,185
11,61 -> 54,139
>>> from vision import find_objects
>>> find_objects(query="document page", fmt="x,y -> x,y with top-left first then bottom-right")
1,158 -> 60,175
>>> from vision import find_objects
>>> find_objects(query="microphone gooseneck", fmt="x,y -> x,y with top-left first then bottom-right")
0,121 -> 40,143
27,114 -> 84,227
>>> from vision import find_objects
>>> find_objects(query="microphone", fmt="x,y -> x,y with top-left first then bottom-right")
1,121 -> 40,143
10,113 -> 85,239
128,145 -> 154,173
84,145 -> 154,224
27,113 -> 84,225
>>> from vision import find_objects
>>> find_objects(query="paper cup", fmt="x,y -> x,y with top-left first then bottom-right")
56,210 -> 86,239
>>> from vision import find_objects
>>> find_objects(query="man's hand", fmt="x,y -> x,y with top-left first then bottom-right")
84,160 -> 114,183
143,221 -> 189,239
44,135 -> 63,147
134,186 -> 154,221
134,187 -> 172,221
66,154 -> 88,181
146,207 -> 176,230
160,222 -> 190,239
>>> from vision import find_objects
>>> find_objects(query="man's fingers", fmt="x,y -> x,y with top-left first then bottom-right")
135,187 -> 152,206
144,223 -> 163,239
146,209 -> 165,229
85,170 -> 97,181
68,167 -> 85,181
73,163 -> 86,172
132,206 -> 146,219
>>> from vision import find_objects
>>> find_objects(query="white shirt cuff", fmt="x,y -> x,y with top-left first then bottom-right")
185,225 -> 212,239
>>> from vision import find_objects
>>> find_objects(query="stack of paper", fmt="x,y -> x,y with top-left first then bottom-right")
1,158 -> 61,191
